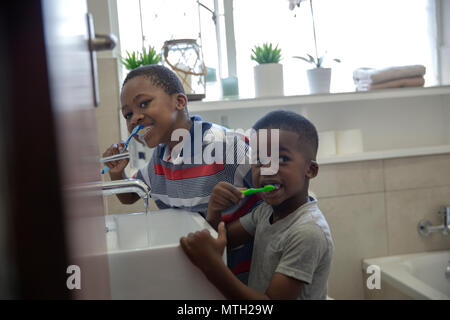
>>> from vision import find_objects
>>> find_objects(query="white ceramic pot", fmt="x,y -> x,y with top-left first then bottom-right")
254,63 -> 284,98
307,67 -> 331,94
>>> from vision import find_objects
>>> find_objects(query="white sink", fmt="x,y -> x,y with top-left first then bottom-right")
105,209 -> 226,299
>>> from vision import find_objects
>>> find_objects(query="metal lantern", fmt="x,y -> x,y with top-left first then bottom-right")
162,39 -> 207,101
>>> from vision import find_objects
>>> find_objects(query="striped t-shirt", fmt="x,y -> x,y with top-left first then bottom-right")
135,115 -> 261,283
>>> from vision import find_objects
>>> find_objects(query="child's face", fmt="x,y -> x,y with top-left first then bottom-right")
252,129 -> 318,211
120,76 -> 186,148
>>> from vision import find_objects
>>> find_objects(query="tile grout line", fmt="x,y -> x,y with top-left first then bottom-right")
318,183 -> 450,200
382,159 -> 390,256
383,183 -> 450,194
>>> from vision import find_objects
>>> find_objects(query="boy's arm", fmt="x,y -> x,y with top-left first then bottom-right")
180,222 -> 304,299
206,181 -> 252,248
225,219 -> 253,249
265,273 -> 304,299
203,265 -> 304,299
109,171 -> 140,204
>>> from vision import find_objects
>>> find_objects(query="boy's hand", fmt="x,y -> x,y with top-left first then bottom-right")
207,182 -> 244,228
102,143 -> 129,174
209,181 -> 245,211
180,222 -> 227,275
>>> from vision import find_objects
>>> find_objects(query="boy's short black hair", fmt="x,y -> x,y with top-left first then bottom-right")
252,110 -> 319,158
122,65 -> 186,96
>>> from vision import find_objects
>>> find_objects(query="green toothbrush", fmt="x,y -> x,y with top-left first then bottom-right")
241,185 -> 275,196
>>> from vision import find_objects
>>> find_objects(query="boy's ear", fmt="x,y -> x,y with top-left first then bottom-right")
305,160 -> 319,179
174,93 -> 188,111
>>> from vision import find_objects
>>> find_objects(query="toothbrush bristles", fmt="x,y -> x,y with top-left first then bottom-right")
135,125 -> 144,132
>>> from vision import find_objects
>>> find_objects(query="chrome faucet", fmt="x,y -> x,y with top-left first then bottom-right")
102,179 -> 152,213
417,206 -> 450,236
69,178 -> 151,210
67,179 -> 151,235
100,179 -> 151,235
101,179 -> 150,201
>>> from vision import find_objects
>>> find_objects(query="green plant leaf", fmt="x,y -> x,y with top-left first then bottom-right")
293,56 -> 310,64
317,56 -> 324,68
120,50 -> 142,70
251,42 -> 282,64
120,46 -> 161,70
306,54 -> 317,64
140,46 -> 161,65
294,52 -> 341,68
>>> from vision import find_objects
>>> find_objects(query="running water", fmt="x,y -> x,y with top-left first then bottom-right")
144,198 -> 149,214
144,197 -> 150,246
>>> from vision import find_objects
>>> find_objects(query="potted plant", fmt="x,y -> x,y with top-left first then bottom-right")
294,53 -> 341,94
290,0 -> 340,94
120,46 -> 161,70
251,43 -> 284,98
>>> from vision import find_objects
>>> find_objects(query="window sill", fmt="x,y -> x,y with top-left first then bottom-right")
318,144 -> 450,165
189,85 -> 450,112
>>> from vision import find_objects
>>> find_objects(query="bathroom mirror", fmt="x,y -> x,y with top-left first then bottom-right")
89,0 -> 450,301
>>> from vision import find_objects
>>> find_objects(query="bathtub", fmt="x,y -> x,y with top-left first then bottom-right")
362,251 -> 450,300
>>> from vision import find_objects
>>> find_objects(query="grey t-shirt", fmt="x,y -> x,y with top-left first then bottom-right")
239,197 -> 334,300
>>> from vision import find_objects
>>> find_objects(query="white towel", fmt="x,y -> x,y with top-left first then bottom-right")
355,76 -> 425,91
353,65 -> 426,85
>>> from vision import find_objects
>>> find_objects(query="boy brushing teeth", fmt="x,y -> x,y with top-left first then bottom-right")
181,110 -> 334,300
102,65 -> 260,284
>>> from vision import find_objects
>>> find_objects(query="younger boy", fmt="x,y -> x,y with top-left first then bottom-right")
102,65 -> 260,283
180,110 -> 334,299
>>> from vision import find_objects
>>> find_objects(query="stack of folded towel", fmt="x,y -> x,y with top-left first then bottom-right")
353,65 -> 426,91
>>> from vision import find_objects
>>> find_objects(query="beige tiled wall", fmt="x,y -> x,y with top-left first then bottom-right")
311,160 -> 384,197
94,57 -> 120,146
310,154 -> 450,300
383,154 -> 450,190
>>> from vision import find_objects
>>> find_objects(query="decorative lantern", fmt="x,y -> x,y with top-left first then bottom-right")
162,39 -> 207,101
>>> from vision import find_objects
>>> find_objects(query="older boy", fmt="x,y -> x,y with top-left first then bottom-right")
181,110 -> 334,299
103,65 -> 260,283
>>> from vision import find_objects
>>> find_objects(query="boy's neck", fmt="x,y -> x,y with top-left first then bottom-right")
271,190 -> 310,223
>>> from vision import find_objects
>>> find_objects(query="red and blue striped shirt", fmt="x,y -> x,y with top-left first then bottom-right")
135,115 -> 261,283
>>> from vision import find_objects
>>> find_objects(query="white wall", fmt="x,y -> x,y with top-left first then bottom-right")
444,95 -> 450,143
87,0 -> 121,59
194,94 -> 450,153
439,0 -> 450,84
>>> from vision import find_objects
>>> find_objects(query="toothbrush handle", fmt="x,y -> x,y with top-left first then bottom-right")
241,185 -> 274,196
101,144 -> 128,175
241,189 -> 259,196
101,165 -> 110,175
101,126 -> 141,175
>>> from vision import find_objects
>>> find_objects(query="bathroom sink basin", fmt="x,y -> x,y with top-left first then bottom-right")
105,209 -> 226,299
